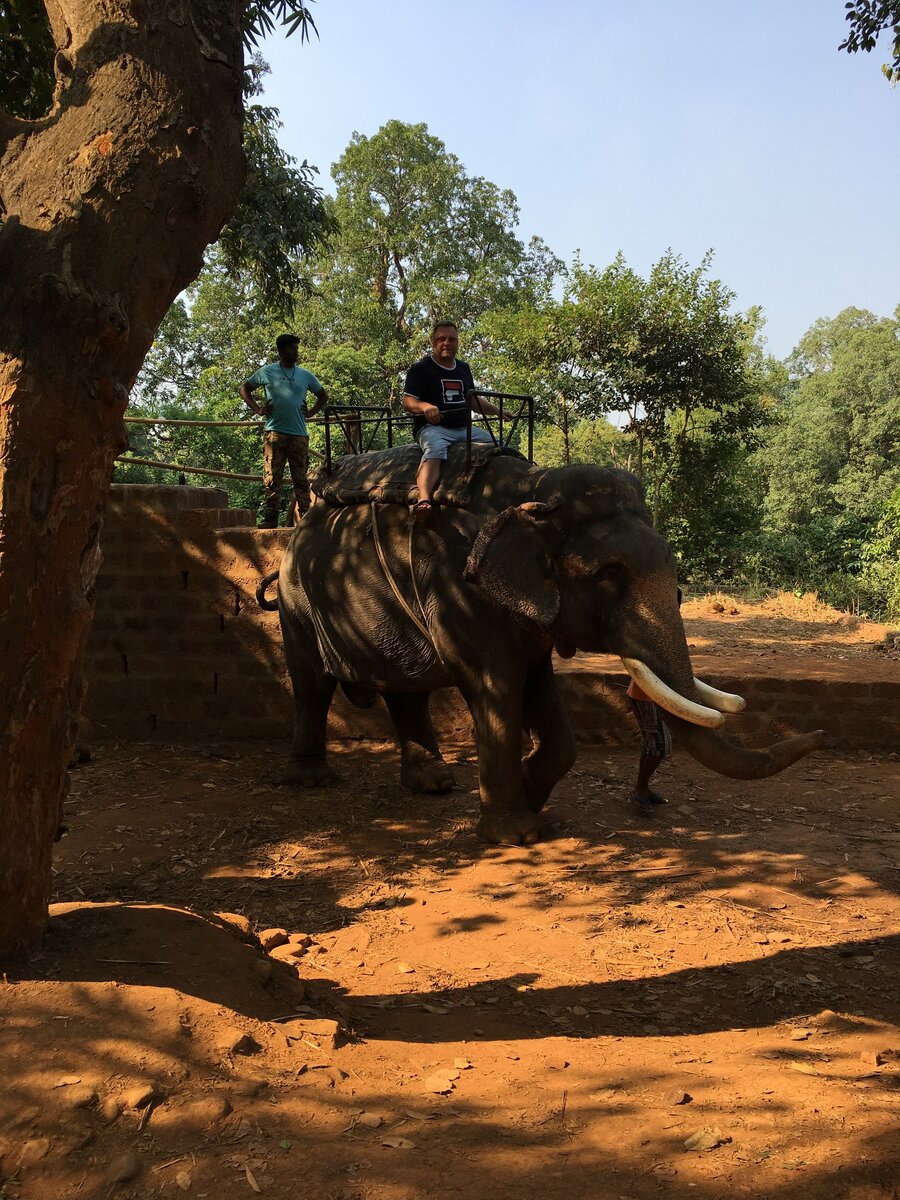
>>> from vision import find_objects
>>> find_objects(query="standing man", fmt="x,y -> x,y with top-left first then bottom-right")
402,320 -> 513,518
240,334 -> 329,528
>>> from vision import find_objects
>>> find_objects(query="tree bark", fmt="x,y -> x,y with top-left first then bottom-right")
0,1 -> 246,958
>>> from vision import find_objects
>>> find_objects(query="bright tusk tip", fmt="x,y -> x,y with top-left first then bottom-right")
692,677 -> 747,714
622,657 -> 725,729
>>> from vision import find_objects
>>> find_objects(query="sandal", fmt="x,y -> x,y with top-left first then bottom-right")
410,498 -> 435,522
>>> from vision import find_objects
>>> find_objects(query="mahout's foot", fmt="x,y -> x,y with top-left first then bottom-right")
475,808 -> 550,846
410,499 -> 435,522
401,758 -> 456,794
280,761 -> 337,787
633,788 -> 667,814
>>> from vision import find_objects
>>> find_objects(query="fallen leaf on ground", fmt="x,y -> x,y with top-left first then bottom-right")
357,1112 -> 383,1129
453,1058 -> 473,1070
245,1165 -> 262,1193
396,961 -> 415,974
381,1136 -> 415,1149
684,1126 -> 731,1151
424,1072 -> 457,1094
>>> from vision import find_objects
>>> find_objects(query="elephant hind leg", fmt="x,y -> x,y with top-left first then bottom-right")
383,691 -> 456,794
522,654 -> 576,813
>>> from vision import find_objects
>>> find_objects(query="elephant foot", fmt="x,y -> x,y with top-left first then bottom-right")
475,808 -> 549,846
281,760 -> 337,787
401,758 -> 457,794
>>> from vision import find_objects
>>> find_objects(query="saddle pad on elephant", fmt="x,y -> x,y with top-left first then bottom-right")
310,442 -> 530,509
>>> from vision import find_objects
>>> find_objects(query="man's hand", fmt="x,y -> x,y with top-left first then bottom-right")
423,404 -> 441,425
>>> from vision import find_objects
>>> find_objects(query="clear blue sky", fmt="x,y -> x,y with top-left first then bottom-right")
257,0 -> 899,359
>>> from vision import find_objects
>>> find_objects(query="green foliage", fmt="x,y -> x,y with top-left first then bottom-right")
742,307 -> 900,616
324,121 -> 556,354
839,0 -> 900,83
861,487 -> 900,618
120,258 -> 282,512
244,1 -> 319,49
218,68 -> 335,315
0,0 -> 54,118
561,250 -> 770,580
762,307 -> 900,532
0,2 -> 320,120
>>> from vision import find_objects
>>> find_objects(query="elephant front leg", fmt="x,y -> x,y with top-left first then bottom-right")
465,684 -> 548,846
281,622 -> 338,787
383,692 -> 456,794
522,654 -> 577,813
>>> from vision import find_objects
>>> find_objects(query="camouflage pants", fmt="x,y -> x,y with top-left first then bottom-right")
263,432 -> 310,519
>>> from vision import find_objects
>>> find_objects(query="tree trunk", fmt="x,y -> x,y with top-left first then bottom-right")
0,1 -> 245,958
558,391 -> 570,465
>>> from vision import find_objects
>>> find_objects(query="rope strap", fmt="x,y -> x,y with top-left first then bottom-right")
370,503 -> 432,643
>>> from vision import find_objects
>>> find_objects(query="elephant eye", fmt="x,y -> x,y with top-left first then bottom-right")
597,563 -> 627,585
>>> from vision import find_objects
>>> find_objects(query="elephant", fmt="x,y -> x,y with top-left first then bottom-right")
259,442 -> 825,845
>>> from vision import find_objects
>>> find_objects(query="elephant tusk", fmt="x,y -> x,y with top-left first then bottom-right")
622,658 -> 725,729
692,677 -> 747,714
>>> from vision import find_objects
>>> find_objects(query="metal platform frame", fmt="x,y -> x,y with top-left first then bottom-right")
319,391 -> 535,474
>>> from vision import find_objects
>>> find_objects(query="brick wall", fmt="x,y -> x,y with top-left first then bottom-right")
83,486 -> 900,751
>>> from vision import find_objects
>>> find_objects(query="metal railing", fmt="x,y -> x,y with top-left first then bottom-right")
118,394 -> 536,482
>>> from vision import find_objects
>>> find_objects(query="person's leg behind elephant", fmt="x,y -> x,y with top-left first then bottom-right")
261,431 -> 289,528
627,681 -> 672,813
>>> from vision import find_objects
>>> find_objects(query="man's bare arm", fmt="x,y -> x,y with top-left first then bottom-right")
239,381 -> 263,415
306,387 -> 329,418
403,393 -> 441,424
469,392 -> 515,420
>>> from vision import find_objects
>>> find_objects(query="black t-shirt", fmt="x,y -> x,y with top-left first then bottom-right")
403,355 -> 476,434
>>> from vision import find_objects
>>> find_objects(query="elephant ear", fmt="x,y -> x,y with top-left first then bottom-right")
464,503 -> 559,627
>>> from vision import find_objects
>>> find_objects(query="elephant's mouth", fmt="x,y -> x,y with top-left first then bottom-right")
621,657 -> 746,729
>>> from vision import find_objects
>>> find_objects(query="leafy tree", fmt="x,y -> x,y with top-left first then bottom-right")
0,0 -> 54,118
569,252 -> 768,546
755,307 -> 900,606
137,120 -> 558,479
219,56 -> 334,315
477,297 -> 605,466
839,0 -> 900,83
0,0 -> 320,958
763,307 -> 900,531
308,120 -> 557,404
862,487 -> 900,618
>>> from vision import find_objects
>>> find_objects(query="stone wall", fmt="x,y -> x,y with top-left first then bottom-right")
82,486 -> 900,751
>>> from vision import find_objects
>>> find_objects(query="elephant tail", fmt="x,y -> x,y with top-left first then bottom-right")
256,570 -> 280,611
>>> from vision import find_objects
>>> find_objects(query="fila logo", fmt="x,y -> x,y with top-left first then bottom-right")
442,380 -> 465,406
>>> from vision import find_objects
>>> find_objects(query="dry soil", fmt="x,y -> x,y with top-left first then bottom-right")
1,595 -> 898,1200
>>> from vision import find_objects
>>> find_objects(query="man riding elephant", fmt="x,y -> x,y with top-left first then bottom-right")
402,321 -> 514,519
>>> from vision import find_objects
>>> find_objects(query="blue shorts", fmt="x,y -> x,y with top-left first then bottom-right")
416,424 -> 493,462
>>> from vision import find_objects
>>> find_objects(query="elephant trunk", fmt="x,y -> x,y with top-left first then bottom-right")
667,716 -> 826,779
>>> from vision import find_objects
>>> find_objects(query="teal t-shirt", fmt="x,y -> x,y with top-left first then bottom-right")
247,362 -> 322,436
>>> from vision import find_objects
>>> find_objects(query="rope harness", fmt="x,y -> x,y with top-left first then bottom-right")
369,502 -> 432,643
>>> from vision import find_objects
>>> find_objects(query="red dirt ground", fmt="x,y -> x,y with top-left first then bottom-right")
1,596 -> 898,1200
